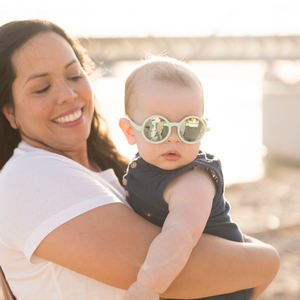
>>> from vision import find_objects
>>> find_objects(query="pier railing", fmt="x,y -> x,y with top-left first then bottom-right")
79,36 -> 300,63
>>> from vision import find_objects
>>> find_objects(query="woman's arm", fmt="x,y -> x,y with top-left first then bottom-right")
164,232 -> 279,299
35,202 -> 279,299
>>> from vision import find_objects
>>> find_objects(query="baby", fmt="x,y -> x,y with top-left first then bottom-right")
119,57 -> 252,300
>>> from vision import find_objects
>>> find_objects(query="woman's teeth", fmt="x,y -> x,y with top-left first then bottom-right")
53,109 -> 82,124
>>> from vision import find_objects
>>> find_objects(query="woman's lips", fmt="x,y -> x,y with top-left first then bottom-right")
162,150 -> 180,161
52,108 -> 84,128
52,107 -> 83,124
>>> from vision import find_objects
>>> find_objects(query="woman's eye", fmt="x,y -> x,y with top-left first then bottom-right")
35,85 -> 50,94
70,75 -> 82,81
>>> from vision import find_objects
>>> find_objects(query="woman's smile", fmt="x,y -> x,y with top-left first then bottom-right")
52,107 -> 83,124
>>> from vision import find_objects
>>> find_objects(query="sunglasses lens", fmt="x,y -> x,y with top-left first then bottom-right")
143,117 -> 169,142
180,117 -> 205,142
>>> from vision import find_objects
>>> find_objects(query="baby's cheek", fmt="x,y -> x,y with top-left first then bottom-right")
138,146 -> 160,166
185,144 -> 201,163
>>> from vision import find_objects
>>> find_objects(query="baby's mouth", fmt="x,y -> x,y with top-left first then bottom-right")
164,150 -> 180,156
162,150 -> 181,161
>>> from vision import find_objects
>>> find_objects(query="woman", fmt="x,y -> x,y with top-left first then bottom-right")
0,19 -> 279,300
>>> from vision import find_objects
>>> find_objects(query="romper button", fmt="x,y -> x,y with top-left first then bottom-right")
130,162 -> 137,168
125,190 -> 129,197
122,178 -> 127,185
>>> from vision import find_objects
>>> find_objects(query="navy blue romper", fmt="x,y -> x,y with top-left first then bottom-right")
123,151 -> 252,300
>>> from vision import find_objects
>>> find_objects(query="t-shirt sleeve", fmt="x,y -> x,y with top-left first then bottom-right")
0,153 -> 124,263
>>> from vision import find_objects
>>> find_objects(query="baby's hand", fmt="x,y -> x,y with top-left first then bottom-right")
124,281 -> 159,300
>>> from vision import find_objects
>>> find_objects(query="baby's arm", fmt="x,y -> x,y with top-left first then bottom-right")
124,166 -> 215,300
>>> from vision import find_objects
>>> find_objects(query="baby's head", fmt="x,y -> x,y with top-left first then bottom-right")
119,56 -> 209,170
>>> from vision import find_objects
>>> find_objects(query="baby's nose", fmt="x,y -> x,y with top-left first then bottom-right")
167,126 -> 181,143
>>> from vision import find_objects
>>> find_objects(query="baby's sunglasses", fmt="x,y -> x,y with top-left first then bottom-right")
129,115 -> 210,144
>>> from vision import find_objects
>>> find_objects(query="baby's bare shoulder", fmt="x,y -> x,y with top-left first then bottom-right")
163,166 -> 216,204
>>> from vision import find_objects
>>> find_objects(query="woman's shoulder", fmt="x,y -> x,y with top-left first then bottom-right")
0,142 -> 126,262
0,141 -> 103,205
2,141 -> 86,176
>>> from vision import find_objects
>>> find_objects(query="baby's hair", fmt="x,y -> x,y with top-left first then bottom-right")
124,56 -> 204,116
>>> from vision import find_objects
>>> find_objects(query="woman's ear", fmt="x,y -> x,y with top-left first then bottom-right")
119,118 -> 136,145
2,104 -> 18,129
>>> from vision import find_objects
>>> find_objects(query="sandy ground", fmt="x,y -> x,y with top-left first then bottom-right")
225,162 -> 300,300
1,163 -> 299,300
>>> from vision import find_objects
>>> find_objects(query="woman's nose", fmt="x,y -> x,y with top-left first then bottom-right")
167,126 -> 181,143
56,81 -> 77,104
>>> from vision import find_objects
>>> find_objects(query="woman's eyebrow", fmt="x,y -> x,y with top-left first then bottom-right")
25,72 -> 49,85
65,59 -> 79,69
25,59 -> 79,85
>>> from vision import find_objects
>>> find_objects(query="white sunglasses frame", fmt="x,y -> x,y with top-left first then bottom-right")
129,115 -> 210,144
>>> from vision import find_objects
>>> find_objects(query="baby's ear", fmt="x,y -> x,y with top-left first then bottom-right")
119,118 -> 136,145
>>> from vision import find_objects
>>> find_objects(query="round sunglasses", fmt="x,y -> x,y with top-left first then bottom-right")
129,115 -> 210,144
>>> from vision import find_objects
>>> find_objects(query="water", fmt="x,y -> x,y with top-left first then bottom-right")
95,61 -> 266,185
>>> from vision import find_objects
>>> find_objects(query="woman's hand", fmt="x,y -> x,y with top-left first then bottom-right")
124,281 -> 159,300
243,234 -> 280,300
243,234 -> 263,244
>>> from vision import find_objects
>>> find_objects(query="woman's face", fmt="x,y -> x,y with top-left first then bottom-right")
9,31 -> 94,153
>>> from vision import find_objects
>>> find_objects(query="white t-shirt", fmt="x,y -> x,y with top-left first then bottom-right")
0,141 -> 131,300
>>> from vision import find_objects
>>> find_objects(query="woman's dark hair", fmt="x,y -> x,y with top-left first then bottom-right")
0,19 -> 128,182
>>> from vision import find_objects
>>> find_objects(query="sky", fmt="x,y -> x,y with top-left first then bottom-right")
1,0 -> 300,37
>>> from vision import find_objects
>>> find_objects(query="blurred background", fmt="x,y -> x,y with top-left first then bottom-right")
1,0 -> 300,299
